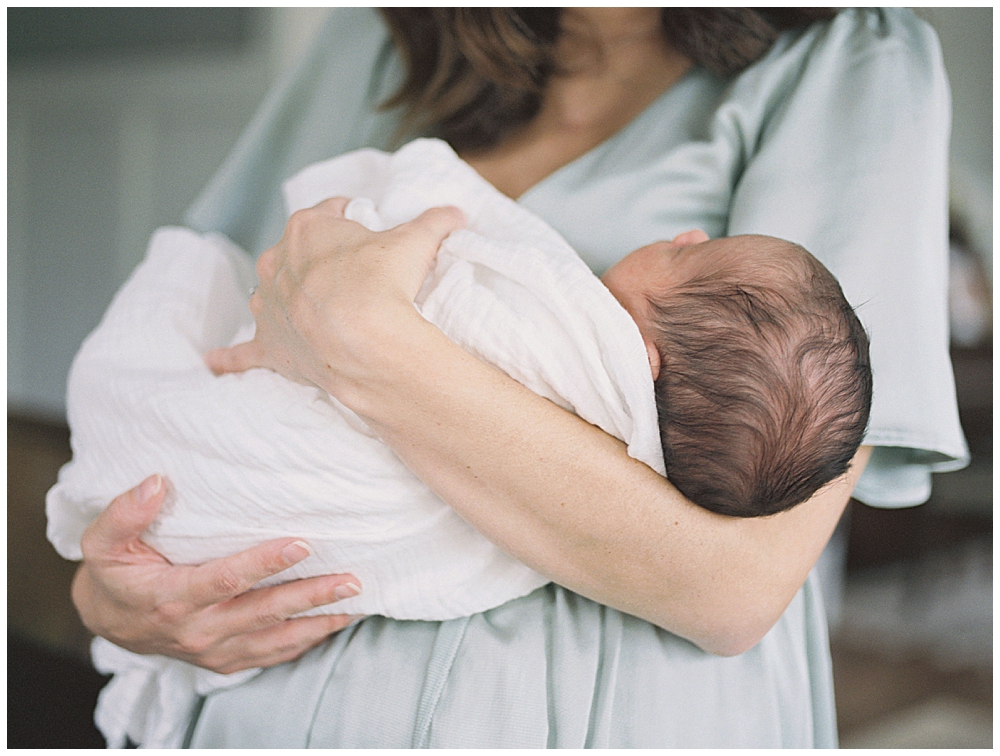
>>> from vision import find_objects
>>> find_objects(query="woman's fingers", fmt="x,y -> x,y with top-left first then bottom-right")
382,206 -> 466,300
204,339 -> 267,376
73,478 -> 365,672
201,201 -> 466,405
312,196 -> 351,217
390,206 -> 466,249
210,572 -> 362,635
80,474 -> 167,557
185,538 -> 320,608
184,572 -> 364,674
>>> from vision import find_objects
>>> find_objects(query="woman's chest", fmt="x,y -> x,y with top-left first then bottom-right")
462,124 -> 617,203
473,74 -> 749,275
519,123 -> 746,275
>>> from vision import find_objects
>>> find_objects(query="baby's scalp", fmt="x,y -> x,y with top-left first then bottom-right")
641,234 -> 873,517
657,235 -> 821,290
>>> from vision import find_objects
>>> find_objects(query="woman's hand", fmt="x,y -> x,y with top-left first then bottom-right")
72,474 -> 363,675
205,197 -> 465,401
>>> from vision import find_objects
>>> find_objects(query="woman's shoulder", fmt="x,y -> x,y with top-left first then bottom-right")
714,8 -> 948,150
805,9 -> 943,86
760,8 -> 945,97
817,8 -> 943,62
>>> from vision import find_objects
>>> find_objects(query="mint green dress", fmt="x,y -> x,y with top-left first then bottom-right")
182,8 -> 967,748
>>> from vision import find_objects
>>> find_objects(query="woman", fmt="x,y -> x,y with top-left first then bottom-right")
71,8 -> 966,747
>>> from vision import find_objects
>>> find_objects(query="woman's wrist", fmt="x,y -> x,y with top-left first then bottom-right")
314,300 -> 445,417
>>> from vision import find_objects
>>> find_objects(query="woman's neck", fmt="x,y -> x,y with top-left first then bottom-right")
543,8 -> 690,132
556,7 -> 671,74
462,8 -> 691,199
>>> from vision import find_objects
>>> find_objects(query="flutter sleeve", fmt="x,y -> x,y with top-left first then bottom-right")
725,8 -> 968,506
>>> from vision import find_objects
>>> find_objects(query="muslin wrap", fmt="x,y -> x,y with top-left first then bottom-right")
46,138 -> 665,747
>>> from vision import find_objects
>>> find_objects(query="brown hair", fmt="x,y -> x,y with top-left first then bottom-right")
648,236 -> 872,517
379,8 -> 836,151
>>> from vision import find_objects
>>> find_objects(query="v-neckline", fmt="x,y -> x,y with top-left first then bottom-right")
512,66 -> 699,206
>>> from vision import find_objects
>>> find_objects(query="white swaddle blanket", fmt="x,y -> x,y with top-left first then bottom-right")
46,138 -> 665,747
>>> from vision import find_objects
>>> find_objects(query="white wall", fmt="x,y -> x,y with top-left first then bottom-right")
269,7 -> 333,75
7,9 -> 328,420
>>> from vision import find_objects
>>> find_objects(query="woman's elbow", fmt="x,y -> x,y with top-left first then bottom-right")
650,601 -> 782,658
697,627 -> 770,658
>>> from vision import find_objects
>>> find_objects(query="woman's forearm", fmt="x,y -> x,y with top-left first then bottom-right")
333,311 -> 870,656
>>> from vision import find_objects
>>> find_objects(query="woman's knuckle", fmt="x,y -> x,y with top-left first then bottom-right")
308,584 -> 340,609
253,600 -> 288,629
212,566 -> 246,597
175,629 -> 213,657
152,599 -> 189,626
287,208 -> 314,233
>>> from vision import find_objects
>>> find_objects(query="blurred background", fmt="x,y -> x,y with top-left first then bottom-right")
7,7 -> 992,748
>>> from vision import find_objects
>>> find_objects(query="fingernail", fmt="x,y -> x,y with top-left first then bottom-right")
334,582 -> 362,600
139,474 -> 162,502
281,540 -> 312,565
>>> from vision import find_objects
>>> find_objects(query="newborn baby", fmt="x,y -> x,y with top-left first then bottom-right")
604,232 -> 871,517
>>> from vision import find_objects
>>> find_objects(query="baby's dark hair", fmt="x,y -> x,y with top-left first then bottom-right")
649,236 -> 872,517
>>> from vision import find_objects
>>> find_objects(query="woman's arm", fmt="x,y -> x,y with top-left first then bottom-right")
210,199 -> 870,656
341,310 -> 869,655
72,474 -> 363,674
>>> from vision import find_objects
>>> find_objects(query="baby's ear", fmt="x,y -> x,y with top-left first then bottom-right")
671,229 -> 710,246
644,337 -> 661,381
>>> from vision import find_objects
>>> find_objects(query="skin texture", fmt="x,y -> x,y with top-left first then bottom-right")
73,8 -> 871,667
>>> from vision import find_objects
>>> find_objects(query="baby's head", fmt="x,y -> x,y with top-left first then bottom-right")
602,231 -> 872,517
